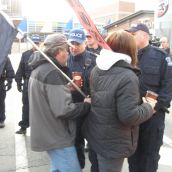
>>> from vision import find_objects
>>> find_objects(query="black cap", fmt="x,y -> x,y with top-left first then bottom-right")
126,23 -> 150,34
31,35 -> 40,44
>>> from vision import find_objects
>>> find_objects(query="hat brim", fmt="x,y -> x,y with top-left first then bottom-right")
125,27 -> 138,33
67,41 -> 75,48
68,38 -> 84,44
34,41 -> 40,44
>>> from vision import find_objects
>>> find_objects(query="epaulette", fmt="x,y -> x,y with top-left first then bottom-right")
151,45 -> 167,56
86,50 -> 98,58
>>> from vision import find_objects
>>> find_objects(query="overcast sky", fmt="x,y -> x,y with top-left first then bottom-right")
22,0 -> 157,21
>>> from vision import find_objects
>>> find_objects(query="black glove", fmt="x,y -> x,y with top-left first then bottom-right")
155,101 -> 170,113
5,82 -> 12,91
17,83 -> 23,92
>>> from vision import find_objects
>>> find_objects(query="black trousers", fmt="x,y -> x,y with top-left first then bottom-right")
0,84 -> 6,122
128,110 -> 165,172
75,117 -> 85,169
88,146 -> 99,172
18,82 -> 29,128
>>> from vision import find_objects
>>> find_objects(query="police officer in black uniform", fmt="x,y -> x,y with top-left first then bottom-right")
85,31 -> 102,172
159,36 -> 171,56
127,23 -> 172,172
85,32 -> 102,55
15,35 -> 40,134
0,57 -> 15,128
67,29 -> 96,169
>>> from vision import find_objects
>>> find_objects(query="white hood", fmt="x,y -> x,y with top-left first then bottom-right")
96,49 -> 132,70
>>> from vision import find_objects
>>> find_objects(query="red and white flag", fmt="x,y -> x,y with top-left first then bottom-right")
66,0 -> 111,50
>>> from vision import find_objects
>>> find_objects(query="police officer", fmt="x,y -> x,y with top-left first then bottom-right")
126,23 -> 172,172
15,35 -> 40,134
0,57 -> 15,128
159,36 -> 171,55
85,31 -> 101,172
67,29 -> 96,169
85,32 -> 102,55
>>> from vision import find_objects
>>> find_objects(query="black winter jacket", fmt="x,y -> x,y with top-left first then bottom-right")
68,50 -> 96,102
138,45 -> 172,112
15,49 -> 34,85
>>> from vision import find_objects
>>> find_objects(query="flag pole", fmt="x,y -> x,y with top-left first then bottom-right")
17,29 -> 87,98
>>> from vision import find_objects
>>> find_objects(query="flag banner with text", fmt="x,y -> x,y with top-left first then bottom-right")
0,11 -> 18,75
66,0 -> 111,50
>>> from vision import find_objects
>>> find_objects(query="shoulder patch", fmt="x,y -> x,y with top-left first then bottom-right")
152,46 -> 163,52
166,56 -> 172,66
151,46 -> 167,59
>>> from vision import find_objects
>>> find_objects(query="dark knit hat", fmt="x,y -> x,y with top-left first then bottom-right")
44,33 -> 68,49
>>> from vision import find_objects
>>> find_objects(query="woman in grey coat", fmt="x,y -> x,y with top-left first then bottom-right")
82,30 -> 157,172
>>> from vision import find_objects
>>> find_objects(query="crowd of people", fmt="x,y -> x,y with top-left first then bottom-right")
0,23 -> 172,172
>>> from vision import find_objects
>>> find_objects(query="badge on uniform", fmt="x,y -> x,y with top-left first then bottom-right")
165,56 -> 172,66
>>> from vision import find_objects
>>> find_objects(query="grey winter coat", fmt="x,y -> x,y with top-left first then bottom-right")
83,49 -> 154,159
28,52 -> 90,152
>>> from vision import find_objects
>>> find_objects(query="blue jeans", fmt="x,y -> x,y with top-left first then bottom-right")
47,146 -> 81,172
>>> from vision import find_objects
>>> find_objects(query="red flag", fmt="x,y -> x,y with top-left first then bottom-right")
66,0 -> 111,50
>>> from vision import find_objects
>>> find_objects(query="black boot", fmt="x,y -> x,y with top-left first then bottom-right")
0,122 -> 5,128
16,127 -> 26,134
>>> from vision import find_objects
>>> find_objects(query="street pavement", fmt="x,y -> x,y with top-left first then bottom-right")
0,52 -> 172,172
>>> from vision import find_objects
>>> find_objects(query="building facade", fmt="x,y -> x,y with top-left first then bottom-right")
88,0 -> 135,25
104,10 -> 154,35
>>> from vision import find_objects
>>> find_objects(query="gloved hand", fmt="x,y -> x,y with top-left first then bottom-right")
155,101 -> 170,113
5,82 -> 12,91
17,83 -> 23,92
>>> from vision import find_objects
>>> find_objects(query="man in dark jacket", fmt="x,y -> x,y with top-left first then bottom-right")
159,36 -> 171,55
0,57 -> 15,128
15,35 -> 40,134
127,23 -> 172,172
85,32 -> 102,55
67,28 -> 96,169
85,31 -> 102,172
